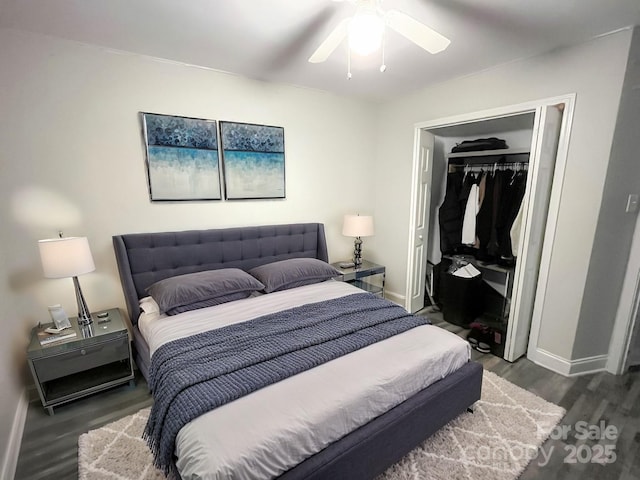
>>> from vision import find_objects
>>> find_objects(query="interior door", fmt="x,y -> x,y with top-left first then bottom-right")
407,129 -> 434,313
504,105 -> 563,361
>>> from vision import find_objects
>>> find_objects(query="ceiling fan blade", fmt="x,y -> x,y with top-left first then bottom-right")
386,9 -> 450,54
308,18 -> 350,63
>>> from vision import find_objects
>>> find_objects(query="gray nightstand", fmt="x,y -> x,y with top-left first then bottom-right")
27,308 -> 134,415
332,260 -> 386,298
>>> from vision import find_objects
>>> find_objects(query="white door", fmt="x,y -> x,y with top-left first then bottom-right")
504,105 -> 563,361
406,129 -> 434,313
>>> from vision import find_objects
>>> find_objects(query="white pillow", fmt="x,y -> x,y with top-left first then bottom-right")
139,296 -> 160,314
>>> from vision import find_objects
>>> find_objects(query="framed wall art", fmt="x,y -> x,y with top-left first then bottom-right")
141,113 -> 222,201
220,121 -> 285,200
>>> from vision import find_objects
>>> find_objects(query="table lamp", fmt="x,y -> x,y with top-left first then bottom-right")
38,236 -> 95,326
342,214 -> 374,268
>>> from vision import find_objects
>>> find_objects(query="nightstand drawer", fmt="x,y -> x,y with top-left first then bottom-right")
331,260 -> 386,298
33,336 -> 129,382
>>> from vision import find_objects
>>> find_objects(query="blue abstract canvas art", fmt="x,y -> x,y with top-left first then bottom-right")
220,122 -> 285,200
142,113 -> 221,201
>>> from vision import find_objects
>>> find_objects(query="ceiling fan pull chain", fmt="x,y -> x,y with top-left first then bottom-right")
380,30 -> 387,72
347,47 -> 353,79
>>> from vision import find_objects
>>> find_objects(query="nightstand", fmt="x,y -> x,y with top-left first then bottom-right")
27,308 -> 134,415
332,260 -> 386,298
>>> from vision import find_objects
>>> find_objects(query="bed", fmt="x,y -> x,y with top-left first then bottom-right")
113,223 -> 482,479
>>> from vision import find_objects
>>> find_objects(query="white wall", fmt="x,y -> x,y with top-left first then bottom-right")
605,27 -> 640,372
0,247 -> 26,479
0,27 -> 377,472
371,29 -> 632,363
576,27 -> 640,360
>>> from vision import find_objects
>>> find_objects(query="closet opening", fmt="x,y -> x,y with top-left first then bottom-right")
429,114 -> 535,361
406,98 -> 573,365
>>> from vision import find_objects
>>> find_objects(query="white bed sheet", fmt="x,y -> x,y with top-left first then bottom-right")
139,281 -> 471,480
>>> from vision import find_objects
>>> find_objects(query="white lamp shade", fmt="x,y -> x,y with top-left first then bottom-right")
38,237 -> 95,278
342,215 -> 374,237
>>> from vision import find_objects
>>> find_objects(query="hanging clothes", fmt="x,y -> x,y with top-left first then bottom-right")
477,172 -> 487,212
459,172 -> 475,213
495,170 -> 527,261
438,171 -> 464,254
487,169 -> 504,257
438,163 -> 528,261
454,172 -> 476,250
472,172 -> 487,249
476,171 -> 496,257
462,182 -> 479,245
510,200 -> 525,257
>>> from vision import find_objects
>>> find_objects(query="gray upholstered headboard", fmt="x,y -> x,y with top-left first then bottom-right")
113,223 -> 328,324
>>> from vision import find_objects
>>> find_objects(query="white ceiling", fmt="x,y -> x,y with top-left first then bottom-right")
1,0 -> 638,101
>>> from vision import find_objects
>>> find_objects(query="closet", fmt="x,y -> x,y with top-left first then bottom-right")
413,107 -> 563,362
439,145 -> 530,357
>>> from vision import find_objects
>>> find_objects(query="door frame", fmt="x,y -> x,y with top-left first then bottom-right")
406,94 -> 576,363
608,212 -> 640,374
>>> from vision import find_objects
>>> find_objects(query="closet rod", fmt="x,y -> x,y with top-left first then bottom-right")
449,162 -> 529,168
448,162 -> 529,174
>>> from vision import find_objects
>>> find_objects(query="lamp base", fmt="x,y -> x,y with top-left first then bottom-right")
80,322 -> 94,338
72,276 -> 93,326
353,237 -> 363,268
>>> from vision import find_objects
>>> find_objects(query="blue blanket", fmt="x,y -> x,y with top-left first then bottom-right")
144,292 -> 430,476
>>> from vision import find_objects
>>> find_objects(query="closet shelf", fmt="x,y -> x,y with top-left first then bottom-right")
447,147 -> 530,159
442,255 -> 514,274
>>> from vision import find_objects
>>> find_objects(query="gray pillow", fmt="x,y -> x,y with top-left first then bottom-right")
146,268 -> 265,314
248,258 -> 341,293
166,291 -> 251,316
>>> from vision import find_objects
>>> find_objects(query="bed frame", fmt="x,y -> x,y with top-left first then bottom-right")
112,222 -> 482,479
113,223 -> 329,379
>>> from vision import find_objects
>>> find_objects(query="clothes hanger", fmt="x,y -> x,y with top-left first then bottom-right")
511,168 -> 519,184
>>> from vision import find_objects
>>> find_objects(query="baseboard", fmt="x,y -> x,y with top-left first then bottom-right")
384,290 -> 405,306
529,348 -> 572,375
567,354 -> 609,376
529,348 -> 608,376
1,389 -> 27,480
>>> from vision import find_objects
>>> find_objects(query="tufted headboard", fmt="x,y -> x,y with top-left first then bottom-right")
113,223 -> 329,324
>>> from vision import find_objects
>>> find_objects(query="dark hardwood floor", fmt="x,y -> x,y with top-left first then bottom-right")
15,377 -> 152,480
430,309 -> 640,480
14,309 -> 640,480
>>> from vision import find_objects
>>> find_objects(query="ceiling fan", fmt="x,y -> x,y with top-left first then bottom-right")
308,0 -> 450,72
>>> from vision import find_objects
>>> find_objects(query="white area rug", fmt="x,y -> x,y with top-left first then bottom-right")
78,370 -> 565,480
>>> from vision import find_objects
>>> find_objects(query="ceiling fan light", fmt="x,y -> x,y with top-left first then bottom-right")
348,12 -> 384,56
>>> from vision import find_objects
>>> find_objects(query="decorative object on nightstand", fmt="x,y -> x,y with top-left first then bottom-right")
46,304 -> 72,330
342,214 -> 374,268
331,260 -> 386,298
38,234 -> 95,326
27,308 -> 134,415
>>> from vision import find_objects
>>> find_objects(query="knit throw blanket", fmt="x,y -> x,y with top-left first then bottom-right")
144,293 -> 430,477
